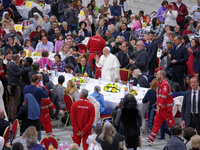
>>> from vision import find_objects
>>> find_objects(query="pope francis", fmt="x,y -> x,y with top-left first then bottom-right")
95,47 -> 120,82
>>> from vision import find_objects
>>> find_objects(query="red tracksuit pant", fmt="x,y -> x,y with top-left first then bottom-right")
72,132 -> 91,150
148,109 -> 175,142
40,112 -> 53,135
88,54 -> 101,71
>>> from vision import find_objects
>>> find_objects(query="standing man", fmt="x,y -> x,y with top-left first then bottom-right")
71,89 -> 95,150
143,70 -> 175,145
181,77 -> 200,135
190,0 -> 200,28
87,29 -> 106,71
174,0 -> 188,30
170,35 -> 188,88
7,54 -> 21,122
146,31 -> 158,78
95,46 -> 120,82
129,41 -> 149,75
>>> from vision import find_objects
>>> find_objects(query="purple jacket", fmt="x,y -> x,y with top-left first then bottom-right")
157,6 -> 167,22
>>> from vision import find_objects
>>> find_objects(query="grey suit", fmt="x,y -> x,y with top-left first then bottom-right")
181,90 -> 200,134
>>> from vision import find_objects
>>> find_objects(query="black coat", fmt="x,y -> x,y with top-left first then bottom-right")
116,51 -> 135,69
119,108 -> 142,148
17,103 -> 40,132
4,43 -> 23,54
28,70 -> 49,84
28,7 -> 44,19
193,49 -> 200,73
63,56 -> 77,69
170,44 -> 188,72
73,62 -> 92,77
0,118 -> 9,136
133,75 -> 150,88
134,49 -> 148,73
146,40 -> 158,69
9,4 -> 22,22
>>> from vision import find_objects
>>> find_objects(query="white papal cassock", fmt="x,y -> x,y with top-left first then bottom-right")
96,53 -> 120,82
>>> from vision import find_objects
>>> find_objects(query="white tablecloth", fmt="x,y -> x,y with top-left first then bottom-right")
52,72 -> 149,131
16,4 -> 51,19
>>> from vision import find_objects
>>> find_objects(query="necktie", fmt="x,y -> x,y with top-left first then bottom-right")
193,91 -> 196,113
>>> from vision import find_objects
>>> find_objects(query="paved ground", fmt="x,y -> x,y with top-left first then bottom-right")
15,119 -> 169,150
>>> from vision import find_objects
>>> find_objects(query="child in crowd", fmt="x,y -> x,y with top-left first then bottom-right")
54,33 -> 65,53
23,39 -> 35,52
37,51 -> 53,70
69,143 -> 79,150
86,126 -> 102,150
19,50 -> 26,67
64,64 -> 74,74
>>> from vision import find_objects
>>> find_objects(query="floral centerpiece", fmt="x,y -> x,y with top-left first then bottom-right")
129,89 -> 138,96
104,83 -> 120,93
33,51 -> 39,56
72,76 -> 85,85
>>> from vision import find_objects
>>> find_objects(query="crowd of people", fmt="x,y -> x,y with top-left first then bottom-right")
0,0 -> 200,149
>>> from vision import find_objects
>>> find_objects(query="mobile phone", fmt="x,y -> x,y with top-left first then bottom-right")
39,81 -> 43,86
86,15 -> 88,18
187,43 -> 190,48
14,37 -> 18,41
121,98 -> 123,101
168,5 -> 172,9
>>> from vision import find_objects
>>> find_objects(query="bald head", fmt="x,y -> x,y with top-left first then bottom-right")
132,69 -> 142,78
0,109 -> 5,118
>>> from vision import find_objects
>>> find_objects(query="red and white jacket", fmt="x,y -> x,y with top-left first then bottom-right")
157,78 -> 174,111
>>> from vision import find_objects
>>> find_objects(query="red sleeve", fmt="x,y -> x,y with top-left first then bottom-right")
43,98 -> 55,109
82,103 -> 95,134
157,83 -> 169,108
87,38 -> 91,51
182,5 -> 188,16
70,103 -> 80,133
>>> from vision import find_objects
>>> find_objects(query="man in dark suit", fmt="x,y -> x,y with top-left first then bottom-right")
0,109 -> 9,136
130,40 -> 149,75
131,69 -> 150,88
119,23 -> 130,41
116,42 -> 135,69
146,31 -> 158,78
170,35 -> 188,88
181,77 -> 200,135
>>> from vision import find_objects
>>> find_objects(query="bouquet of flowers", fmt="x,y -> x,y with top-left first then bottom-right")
33,51 -> 39,56
104,83 -> 120,93
129,89 -> 138,96
72,76 -> 85,85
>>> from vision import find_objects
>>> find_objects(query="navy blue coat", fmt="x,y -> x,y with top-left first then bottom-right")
193,49 -> 200,73
170,44 -> 188,72
146,40 -> 158,69
163,135 -> 186,150
116,51 -> 135,69
119,30 -> 130,41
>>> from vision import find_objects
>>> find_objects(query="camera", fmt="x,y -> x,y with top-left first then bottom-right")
115,41 -> 122,46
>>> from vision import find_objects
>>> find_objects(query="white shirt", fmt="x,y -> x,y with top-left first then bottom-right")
176,43 -> 182,50
176,3 -> 181,8
163,10 -> 178,27
191,88 -> 199,113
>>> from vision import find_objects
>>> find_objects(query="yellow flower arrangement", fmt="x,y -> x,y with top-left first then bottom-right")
104,83 -> 120,93
129,89 -> 138,96
33,51 -> 39,56
72,76 -> 85,85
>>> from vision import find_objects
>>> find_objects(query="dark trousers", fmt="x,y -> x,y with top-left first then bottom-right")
172,71 -> 184,89
160,120 -> 172,138
189,114 -> 200,135
149,68 -> 155,82
178,21 -> 185,30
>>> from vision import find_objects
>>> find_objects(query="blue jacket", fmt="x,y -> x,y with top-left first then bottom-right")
31,144 -> 46,150
119,30 -> 130,41
90,91 -> 107,113
163,135 -> 186,150
109,6 -> 122,24
3,0 -> 11,8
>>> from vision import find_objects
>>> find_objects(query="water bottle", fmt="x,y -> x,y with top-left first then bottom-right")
64,141 -> 69,150
44,64 -> 47,71
48,143 -> 54,150
59,141 -> 64,150
137,83 -> 140,91
98,77 -> 101,84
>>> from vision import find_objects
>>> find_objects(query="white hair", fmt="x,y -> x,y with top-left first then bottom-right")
104,46 -> 110,51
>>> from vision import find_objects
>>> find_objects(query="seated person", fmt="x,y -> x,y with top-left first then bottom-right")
96,19 -> 107,35
64,80 -> 80,102
64,64 -> 74,74
183,127 -> 196,150
33,12 -> 43,26
119,23 -> 130,42
54,33 -> 65,53
4,36 -> 23,54
130,69 -> 150,88
73,57 -> 92,77
0,109 -> 9,136
52,54 -> 66,72
90,85 -> 112,115
184,75 -> 192,91
139,10 -> 149,22
35,36 -> 54,53
172,82 -> 184,98
1,11 -> 14,30
37,51 -> 53,70
23,39 -> 35,52
26,137 -> 45,150
105,30 -> 115,44
182,23 -> 193,36
75,21 -> 90,43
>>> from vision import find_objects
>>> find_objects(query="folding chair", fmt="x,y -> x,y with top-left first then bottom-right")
94,69 -> 101,79
3,126 -> 10,147
29,31 -> 37,43
120,68 -> 129,82
77,43 -> 87,54
11,119 -> 19,139
100,115 -> 113,126
16,31 -> 22,37
40,136 -> 58,149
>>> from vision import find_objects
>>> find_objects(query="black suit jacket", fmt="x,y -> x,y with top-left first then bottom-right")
119,30 -> 130,41
135,49 -> 148,73
146,40 -> 158,69
170,44 -> 188,72
181,90 -> 200,127
116,51 -> 135,69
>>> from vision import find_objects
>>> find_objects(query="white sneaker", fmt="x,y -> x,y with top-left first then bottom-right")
142,138 -> 153,146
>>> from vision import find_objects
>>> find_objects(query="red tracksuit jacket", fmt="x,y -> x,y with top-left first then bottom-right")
70,97 -> 95,134
87,35 -> 106,54
156,78 -> 174,111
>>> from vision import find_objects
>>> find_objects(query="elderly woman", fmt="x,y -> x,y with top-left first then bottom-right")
79,8 -> 93,34
64,80 -> 80,102
12,126 -> 38,150
33,12 -> 43,26
1,11 -> 14,30
23,18 -> 39,39
96,122 -> 125,149
52,54 -> 66,72
61,21 -> 70,37
90,85 -> 112,115
42,15 -> 51,32
73,57 -> 92,77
